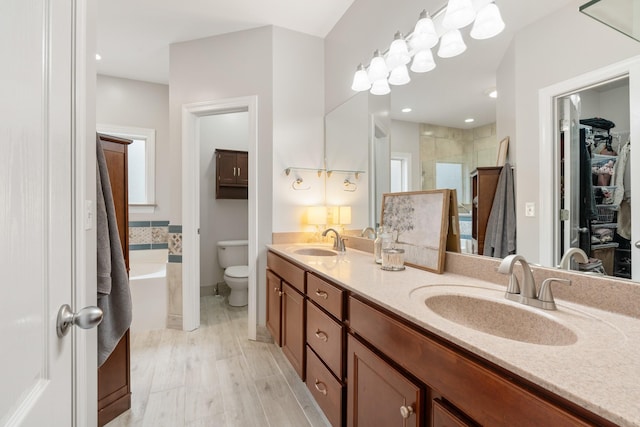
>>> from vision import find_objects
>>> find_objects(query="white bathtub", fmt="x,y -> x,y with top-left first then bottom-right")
129,249 -> 168,332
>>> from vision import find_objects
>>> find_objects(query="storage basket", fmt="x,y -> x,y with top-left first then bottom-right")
595,205 -> 615,223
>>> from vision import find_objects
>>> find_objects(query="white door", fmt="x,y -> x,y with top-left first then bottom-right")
1,1 -> 88,425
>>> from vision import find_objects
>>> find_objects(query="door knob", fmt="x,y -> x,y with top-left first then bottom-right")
56,304 -> 103,337
635,240 -> 640,249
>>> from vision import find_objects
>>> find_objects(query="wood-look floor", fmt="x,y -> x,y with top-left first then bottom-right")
106,295 -> 331,427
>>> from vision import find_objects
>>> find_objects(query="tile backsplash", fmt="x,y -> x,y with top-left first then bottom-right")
129,220 -> 170,250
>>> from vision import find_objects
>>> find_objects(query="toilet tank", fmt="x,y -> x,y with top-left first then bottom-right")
217,240 -> 248,268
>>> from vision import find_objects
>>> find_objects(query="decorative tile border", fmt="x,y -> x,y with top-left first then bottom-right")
129,220 -> 170,250
168,224 -> 182,263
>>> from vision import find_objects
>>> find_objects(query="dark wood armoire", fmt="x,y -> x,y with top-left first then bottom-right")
97,133 -> 132,426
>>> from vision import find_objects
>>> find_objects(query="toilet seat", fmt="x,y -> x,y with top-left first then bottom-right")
225,265 -> 249,279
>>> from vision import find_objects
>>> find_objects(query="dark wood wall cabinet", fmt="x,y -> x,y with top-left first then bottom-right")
471,166 -> 502,255
266,249 -> 617,427
215,149 -> 248,199
97,133 -> 132,426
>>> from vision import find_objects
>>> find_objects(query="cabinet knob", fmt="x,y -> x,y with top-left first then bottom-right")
314,329 -> 328,342
315,289 -> 329,299
274,287 -> 283,297
400,404 -> 414,419
314,379 -> 328,395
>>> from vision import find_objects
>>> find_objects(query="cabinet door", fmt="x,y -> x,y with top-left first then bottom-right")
282,282 -> 305,379
266,270 -> 282,345
432,399 -> 475,427
236,152 -> 249,185
347,334 -> 422,427
217,150 -> 238,184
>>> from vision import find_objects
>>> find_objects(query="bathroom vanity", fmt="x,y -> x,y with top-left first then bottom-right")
266,244 -> 640,427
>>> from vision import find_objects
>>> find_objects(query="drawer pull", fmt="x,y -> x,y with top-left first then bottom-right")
314,379 -> 328,395
315,289 -> 329,299
400,405 -> 414,419
314,329 -> 328,342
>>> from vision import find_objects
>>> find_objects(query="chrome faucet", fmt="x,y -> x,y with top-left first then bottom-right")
558,247 -> 588,270
497,254 -> 570,310
322,228 -> 346,252
361,226 -> 375,239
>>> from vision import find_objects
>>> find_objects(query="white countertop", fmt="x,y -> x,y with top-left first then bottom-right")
268,243 -> 640,427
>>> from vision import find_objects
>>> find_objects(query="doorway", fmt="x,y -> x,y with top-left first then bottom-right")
539,56 -> 639,281
182,97 -> 258,338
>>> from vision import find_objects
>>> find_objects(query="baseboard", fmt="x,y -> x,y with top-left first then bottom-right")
167,314 -> 182,330
255,325 -> 274,343
200,284 -> 216,296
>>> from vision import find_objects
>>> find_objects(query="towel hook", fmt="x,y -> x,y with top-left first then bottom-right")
343,179 -> 357,192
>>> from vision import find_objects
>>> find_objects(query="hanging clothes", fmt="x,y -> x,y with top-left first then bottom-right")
613,139 -> 631,239
579,128 -> 597,255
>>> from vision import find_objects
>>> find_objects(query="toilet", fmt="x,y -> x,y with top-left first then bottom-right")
217,239 -> 249,306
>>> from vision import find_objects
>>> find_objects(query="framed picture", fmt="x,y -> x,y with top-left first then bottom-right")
381,189 -> 453,273
496,136 -> 509,166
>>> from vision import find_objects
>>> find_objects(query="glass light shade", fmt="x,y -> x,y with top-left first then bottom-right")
411,11 -> 439,51
307,206 -> 327,225
442,0 -> 476,30
388,65 -> 411,86
385,33 -> 411,70
367,50 -> 389,82
410,49 -> 436,73
437,29 -> 467,58
470,3 -> 505,40
339,206 -> 352,225
370,78 -> 391,95
351,64 -> 371,92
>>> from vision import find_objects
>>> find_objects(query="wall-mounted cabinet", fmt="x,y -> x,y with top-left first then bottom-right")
215,149 -> 248,199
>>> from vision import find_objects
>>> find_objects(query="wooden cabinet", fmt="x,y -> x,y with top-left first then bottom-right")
97,134 -> 132,426
432,399 -> 475,427
266,251 -> 306,379
470,166 -> 502,255
307,345 -> 344,427
282,282 -> 305,379
347,334 -> 422,427
215,149 -> 248,199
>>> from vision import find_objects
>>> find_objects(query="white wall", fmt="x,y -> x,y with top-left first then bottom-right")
96,75 -> 170,221
496,1 -> 640,262
272,27 -> 326,232
199,112 -> 249,288
390,120 -> 421,191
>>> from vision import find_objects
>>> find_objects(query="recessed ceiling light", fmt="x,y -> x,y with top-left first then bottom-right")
95,53 -> 102,60
401,107 -> 412,113
465,118 -> 475,123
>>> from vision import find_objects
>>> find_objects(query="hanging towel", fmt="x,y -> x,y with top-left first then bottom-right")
483,163 -> 516,258
96,135 -> 132,367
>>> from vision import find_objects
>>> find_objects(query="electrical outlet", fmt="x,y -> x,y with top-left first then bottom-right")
525,202 -> 535,217
85,200 -> 93,230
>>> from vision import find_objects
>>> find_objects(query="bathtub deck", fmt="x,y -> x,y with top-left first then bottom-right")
105,294 -> 330,427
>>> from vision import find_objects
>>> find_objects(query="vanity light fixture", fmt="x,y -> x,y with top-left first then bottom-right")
442,0 -> 476,30
437,29 -> 467,58
351,0 -> 505,96
470,2 -> 505,40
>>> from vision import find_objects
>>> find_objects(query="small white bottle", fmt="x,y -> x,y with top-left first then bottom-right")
374,227 -> 392,264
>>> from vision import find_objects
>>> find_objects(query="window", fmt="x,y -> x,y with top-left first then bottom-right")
436,162 -> 464,202
97,124 -> 156,213
390,152 -> 411,192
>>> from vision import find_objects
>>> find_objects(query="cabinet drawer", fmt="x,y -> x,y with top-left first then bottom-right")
432,399 -> 475,427
306,346 -> 343,427
306,301 -> 344,378
307,273 -> 344,320
267,251 -> 305,293
348,296 -> 593,427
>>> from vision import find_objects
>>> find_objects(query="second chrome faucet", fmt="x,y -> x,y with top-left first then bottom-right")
498,254 -> 570,310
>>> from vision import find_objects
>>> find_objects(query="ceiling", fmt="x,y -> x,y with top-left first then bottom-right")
97,0 -> 575,128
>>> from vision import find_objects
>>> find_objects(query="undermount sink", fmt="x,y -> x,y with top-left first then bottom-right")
425,294 -> 578,346
292,247 -> 337,257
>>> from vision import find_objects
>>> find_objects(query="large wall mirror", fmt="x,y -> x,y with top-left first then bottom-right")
325,41 -> 638,284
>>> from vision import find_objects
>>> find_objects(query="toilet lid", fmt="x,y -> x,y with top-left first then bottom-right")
226,265 -> 249,278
